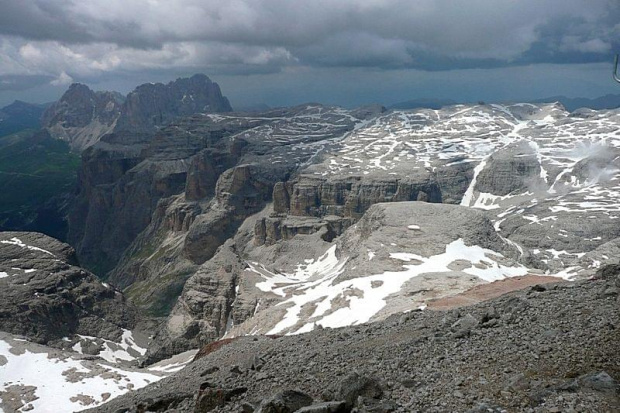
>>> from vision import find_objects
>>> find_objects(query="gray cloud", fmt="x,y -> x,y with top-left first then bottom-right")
0,74 -> 54,91
0,0 -> 618,102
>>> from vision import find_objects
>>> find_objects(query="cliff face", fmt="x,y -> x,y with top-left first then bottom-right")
64,75 -> 234,274
69,104 -> 375,316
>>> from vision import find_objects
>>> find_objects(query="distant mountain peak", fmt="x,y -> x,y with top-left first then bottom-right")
115,74 -> 232,132
41,74 -> 232,151
0,100 -> 47,136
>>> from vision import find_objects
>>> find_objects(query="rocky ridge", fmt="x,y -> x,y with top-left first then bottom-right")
0,231 -> 192,412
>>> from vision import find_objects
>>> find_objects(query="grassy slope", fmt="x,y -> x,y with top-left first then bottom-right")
0,130 -> 80,238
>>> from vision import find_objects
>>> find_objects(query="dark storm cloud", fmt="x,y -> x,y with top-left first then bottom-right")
0,2 -> 89,43
0,0 -> 618,101
1,1 -> 618,68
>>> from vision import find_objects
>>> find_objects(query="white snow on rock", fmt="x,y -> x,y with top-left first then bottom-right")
247,238 -> 530,336
73,329 -> 147,364
0,238 -> 55,256
147,350 -> 197,374
0,334 -> 162,413
461,157 -> 489,207
304,103 -> 620,271
253,245 -> 345,297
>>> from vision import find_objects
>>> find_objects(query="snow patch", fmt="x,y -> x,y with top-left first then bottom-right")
0,337 -> 160,412
74,329 -> 147,364
253,239 -> 530,336
460,158 -> 488,207
0,237 -> 54,256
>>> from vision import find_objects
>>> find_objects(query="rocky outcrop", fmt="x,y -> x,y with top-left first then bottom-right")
475,140 -> 543,196
145,239 -> 246,361
0,231 -> 136,344
183,164 -> 276,265
279,174 -> 442,219
42,83 -> 123,151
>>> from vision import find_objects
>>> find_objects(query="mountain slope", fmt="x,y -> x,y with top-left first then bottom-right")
0,130 -> 80,240
0,100 -> 47,138
87,270 -> 619,413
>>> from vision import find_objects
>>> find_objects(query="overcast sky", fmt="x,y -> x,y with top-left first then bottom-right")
1,0 -> 619,108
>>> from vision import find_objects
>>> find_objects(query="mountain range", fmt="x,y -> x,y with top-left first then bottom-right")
389,93 -> 620,112
0,76 -> 618,412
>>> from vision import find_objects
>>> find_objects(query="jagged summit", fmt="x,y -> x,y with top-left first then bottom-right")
116,73 -> 232,132
41,74 -> 232,151
41,83 -> 124,151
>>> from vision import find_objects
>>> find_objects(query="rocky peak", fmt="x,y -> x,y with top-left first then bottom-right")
41,83 -> 124,151
38,75 -> 232,152
115,74 -> 233,132
43,84 -> 114,126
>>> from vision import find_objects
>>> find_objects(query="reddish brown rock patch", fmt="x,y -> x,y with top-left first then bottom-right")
427,275 -> 563,310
